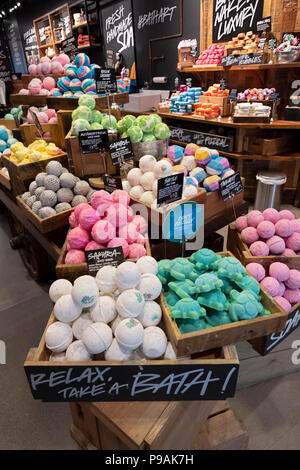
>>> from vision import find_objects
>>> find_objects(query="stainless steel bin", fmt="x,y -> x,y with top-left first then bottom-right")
254,171 -> 287,211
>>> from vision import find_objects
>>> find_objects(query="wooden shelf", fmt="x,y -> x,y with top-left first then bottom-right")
179,62 -> 300,73
72,21 -> 97,29
77,43 -> 100,49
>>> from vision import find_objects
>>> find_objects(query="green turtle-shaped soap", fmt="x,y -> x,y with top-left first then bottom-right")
218,276 -> 236,295
158,259 -> 172,285
197,289 -> 228,311
168,279 -> 195,299
228,289 -> 263,321
165,291 -> 180,307
234,275 -> 261,298
171,298 -> 206,320
214,256 -> 247,282
169,258 -> 199,281
193,273 -> 223,293
190,248 -> 220,271
179,318 -> 207,334
206,311 -> 232,327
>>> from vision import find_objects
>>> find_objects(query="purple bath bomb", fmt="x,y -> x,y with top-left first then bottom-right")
285,269 -> 300,289
279,210 -> 295,221
249,241 -> 269,256
246,262 -> 266,282
291,219 -> 300,233
283,248 -> 296,257
284,288 -> 300,304
247,210 -> 264,228
274,296 -> 291,312
267,236 -> 285,254
286,232 -> 300,252
260,277 -> 281,297
269,262 -> 290,282
263,208 -> 280,224
275,219 -> 294,238
241,227 -> 259,245
278,282 -> 286,297
257,221 -> 275,239
235,216 -> 248,232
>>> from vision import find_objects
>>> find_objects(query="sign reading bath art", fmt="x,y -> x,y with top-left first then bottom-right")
85,247 -> 124,276
260,305 -> 300,355
169,126 -> 233,152
157,173 -> 184,206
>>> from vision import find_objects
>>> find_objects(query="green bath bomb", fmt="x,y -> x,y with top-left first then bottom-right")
90,122 -> 104,130
127,126 -> 143,143
142,133 -> 156,142
154,123 -> 170,140
102,115 -> 117,129
72,105 -> 92,123
122,114 -> 137,129
138,115 -> 156,133
78,94 -> 96,110
91,109 -> 102,124
71,119 -> 91,136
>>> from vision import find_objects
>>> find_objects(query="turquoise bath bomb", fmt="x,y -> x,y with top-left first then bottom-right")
102,115 -> 117,129
72,105 -> 92,123
65,65 -> 77,79
154,123 -> 170,140
63,91 -> 73,97
127,126 -> 143,143
69,78 -> 82,92
0,140 -> 7,152
78,94 -> 96,110
0,127 -> 8,141
71,119 -> 91,136
91,109 -> 102,123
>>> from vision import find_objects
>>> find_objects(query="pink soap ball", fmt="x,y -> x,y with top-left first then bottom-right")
266,236 -> 285,254
136,233 -> 146,245
112,189 -> 130,207
40,56 -> 51,64
279,210 -> 295,221
291,219 -> 300,233
283,248 -> 296,256
284,288 -> 300,304
118,221 -> 140,243
43,132 -> 51,139
128,243 -> 147,259
91,190 -> 112,213
257,221 -> 275,239
37,111 -> 48,123
43,76 -> 56,91
41,62 -> 51,75
57,53 -> 70,66
85,241 -> 105,251
246,262 -> 266,282
49,117 -> 58,124
285,269 -> 300,289
44,108 -> 56,119
247,210 -> 264,228
74,203 -> 91,220
28,64 -> 37,74
274,296 -> 291,313
278,282 -> 286,297
249,241 -> 269,256
262,208 -> 280,224
92,220 -> 116,244
286,232 -> 300,252
65,249 -> 86,264
51,61 -> 64,74
49,87 -> 60,96
36,63 -> 43,74
269,262 -> 290,282
79,207 -> 100,231
39,89 -> 50,96
235,215 -> 248,232
19,89 -> 29,95
28,83 -> 42,95
107,237 -> 129,258
131,215 -> 148,234
260,277 -> 281,297
275,219 -> 294,238
105,203 -> 134,228
69,211 -> 78,228
67,227 -> 90,250
241,227 -> 259,245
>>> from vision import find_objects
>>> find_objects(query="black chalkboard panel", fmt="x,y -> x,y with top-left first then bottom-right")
86,247 -> 124,275
169,126 -> 233,152
219,171 -> 243,202
221,52 -> 264,67
0,38 -> 13,91
5,18 -> 27,74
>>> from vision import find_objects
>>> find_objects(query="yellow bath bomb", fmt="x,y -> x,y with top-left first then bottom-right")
46,143 -> 61,155
28,150 -> 41,162
19,158 -> 31,165
15,149 -> 29,162
10,156 -> 18,163
11,142 -> 24,154
29,139 -> 47,152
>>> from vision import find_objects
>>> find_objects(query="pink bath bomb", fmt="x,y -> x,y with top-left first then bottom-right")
107,237 -> 129,258
269,262 -> 290,282
246,263 -> 266,282
69,211 -> 78,228
278,282 -> 286,297
106,203 -> 134,228
41,62 -> 51,75
262,208 -> 280,224
28,82 -> 42,95
36,63 -> 43,74
57,53 -> 70,66
257,221 -> 275,239
112,189 -> 130,207
279,210 -> 295,221
260,277 -> 281,297
291,219 -> 300,233
85,241 -> 105,251
19,89 -> 29,95
128,243 -> 147,259
44,108 -> 56,119
275,219 -> 294,238
286,232 -> 300,252
79,207 -> 100,231
43,76 -> 56,91
92,220 -> 116,244
49,117 -> 58,124
285,269 -> 300,289
241,227 -> 259,245
267,236 -> 285,254
136,233 -> 146,245
247,210 -> 264,228
249,241 -> 269,256
40,56 -> 51,63
131,215 -> 148,234
51,61 -> 64,74
39,89 -> 50,96
74,203 -> 91,220
28,64 -> 37,74
91,190 -> 112,214
37,111 -> 48,123
235,216 -> 248,232
67,227 -> 90,250
274,296 -> 291,313
49,87 -> 60,96
65,249 -> 86,264
119,221 -> 140,243
284,288 -> 300,304
283,248 -> 296,257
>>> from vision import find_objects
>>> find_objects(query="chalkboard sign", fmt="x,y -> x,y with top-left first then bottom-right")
220,78 -> 226,91
79,130 -> 109,154
62,36 -> 78,60
213,0 -> 264,42
109,137 -> 133,165
257,38 -> 266,50
5,18 -> 27,74
95,68 -> 117,94
169,126 -> 233,153
0,39 -> 13,89
256,16 -> 272,33
25,362 -> 239,401
222,52 -> 264,66
221,54 -> 240,67
219,172 -> 243,202
157,173 -> 184,206
103,175 -> 123,193
228,89 -> 238,101
270,92 -> 280,102
260,305 -> 300,355
268,38 -> 278,50
86,247 -> 124,276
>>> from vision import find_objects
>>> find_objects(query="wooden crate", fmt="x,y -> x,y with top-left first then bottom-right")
162,251 -> 287,356
56,234 -> 152,282
21,74 -> 64,88
10,94 -> 48,107
0,119 -> 17,130
197,95 -> 232,116
204,178 -> 245,222
0,160 -> 11,190
227,224 -> 300,270
19,123 -> 65,150
46,92 -> 129,111
245,135 -> 293,156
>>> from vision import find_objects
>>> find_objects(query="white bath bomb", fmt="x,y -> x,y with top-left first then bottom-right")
152,180 -> 158,197
72,313 -> 93,340
142,326 -> 167,358
116,289 -> 145,318
96,265 -> 117,293
153,160 -> 173,179
72,276 -> 99,307
129,185 -> 144,199
140,171 -> 156,191
66,340 -> 92,361
54,294 -> 82,323
137,300 -> 162,327
115,318 -> 144,350
49,279 -> 73,303
49,351 -> 67,362
122,180 -> 131,193
182,155 -> 196,171
136,256 -> 158,274
90,296 -> 116,323
139,154 -> 157,173
138,273 -> 162,300
82,322 -> 113,354
163,341 -> 177,360
115,261 -> 141,289
104,338 -> 132,361
129,347 -> 147,361
110,315 -> 123,335
45,321 -> 73,352
183,184 -> 198,198
140,191 -> 155,205
127,168 -> 143,186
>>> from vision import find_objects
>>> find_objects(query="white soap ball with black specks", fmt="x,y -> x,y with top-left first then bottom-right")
137,301 -> 162,327
74,180 -> 90,196
86,189 -> 96,202
72,276 -> 99,307
72,313 -> 93,340
66,340 -> 92,361
54,294 -> 82,323
90,296 -> 117,323
29,181 -> 37,195
49,351 -> 67,362
21,191 -> 31,203
40,189 -> 57,207
46,160 -> 63,177
35,172 -> 47,187
49,278 -> 73,302
31,200 -> 42,214
57,187 -> 73,203
136,256 -> 158,275
142,326 -> 167,358
59,172 -> 77,189
104,338 -> 132,361
34,186 -> 45,199
45,321 -> 73,352
38,206 -> 56,218
55,202 -> 71,213
26,195 -> 37,208
71,195 -> 88,207
44,174 -> 60,192
82,322 -> 113,354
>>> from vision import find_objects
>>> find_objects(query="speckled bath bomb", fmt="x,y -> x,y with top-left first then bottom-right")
277,282 -> 286,297
263,208 -> 280,224
40,190 -> 57,207
246,263 -> 266,282
260,277 -> 281,297
57,188 -> 73,203
249,241 -> 269,256
286,232 -> 300,252
257,221 -> 275,239
283,248 -> 296,257
291,219 -> 300,233
74,180 -> 90,196
284,288 -> 300,304
38,206 -> 56,218
269,262 -> 290,282
285,269 -> 300,289
72,195 -> 88,207
279,210 -> 295,221
65,249 -> 86,264
247,210 -> 264,228
235,216 -> 248,232
274,296 -> 291,312
266,236 -> 285,254
241,227 -> 259,245
275,219 -> 294,238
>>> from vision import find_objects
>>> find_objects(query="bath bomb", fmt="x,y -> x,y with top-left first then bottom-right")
139,154 -> 157,173
82,322 -> 112,354
85,241 -> 105,251
190,167 -> 207,184
90,296 -> 117,323
66,340 -> 91,361
246,263 -> 266,282
275,219 -> 294,238
130,185 -> 144,199
51,61 -> 64,74
137,300 -> 162,327
128,243 -> 147,259
131,215 -> 148,234
107,237 -> 129,258
72,313 -> 93,340
267,236 -> 285,255
260,277 -> 281,297
49,352 -> 66,362
115,318 -> 144,350
65,250 -> 86,264
285,269 -> 300,289
45,322 -> 73,353
65,65 -> 78,78
119,222 -> 140,244
184,143 -> 199,157
91,190 -> 112,214
278,282 -> 286,297
153,160 -> 173,179
81,78 -> 96,93
70,78 -> 82,92
284,288 -> 300,304
72,276 -> 99,307
164,342 -> 177,360
140,171 -> 156,191
57,76 -> 71,91
46,160 -> 63,176
105,203 -> 133,228
142,326 -> 167,359
56,188 -> 73,204
138,273 -> 162,300
286,232 -> 300,252
127,126 -> 143,143
257,221 -> 275,239
274,296 -> 291,313
72,119 -> 91,136
249,241 -> 269,256
74,180 -> 90,196
235,216 -> 248,232
28,64 -> 37,74
263,208 -> 280,224
43,76 -> 55,91
111,189 -> 130,207
127,168 -> 143,186
91,220 -> 116,244
182,155 -> 196,171
74,202 -> 91,219
110,315 -> 123,335
269,262 -> 290,282
241,227 -> 259,245
67,227 -> 90,250
140,191 -> 155,205
115,261 -> 141,289
79,208 -> 100,231
96,265 -> 117,293
75,53 -> 90,67
49,279 -> 73,303
136,256 -> 158,275
79,94 -> 96,110
122,181 -> 131,193
116,289 -> 145,318
247,210 -> 264,228
105,338 -> 132,361
182,184 -> 198,198
279,210 -> 295,220
283,248 -> 296,257
54,294 -> 82,323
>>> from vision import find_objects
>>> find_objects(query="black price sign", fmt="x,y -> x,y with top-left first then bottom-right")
95,68 -> 117,94
29,109 -> 43,136
220,78 -> 226,91
85,247 -> 124,276
219,171 -> 243,202
79,130 -> 109,154
268,38 -> 277,50
109,137 -> 133,166
157,173 -> 184,206
103,174 -> 123,193
228,89 -> 238,101
270,92 -> 280,101
62,36 -> 78,60
258,38 -> 266,50
257,16 -> 272,32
